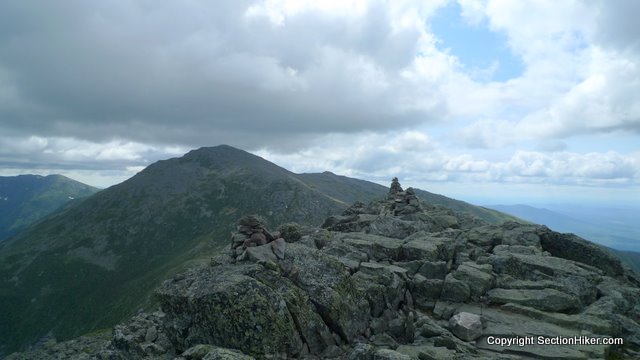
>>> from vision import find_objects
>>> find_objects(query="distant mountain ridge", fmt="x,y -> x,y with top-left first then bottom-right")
0,174 -> 98,241
0,145 -> 517,354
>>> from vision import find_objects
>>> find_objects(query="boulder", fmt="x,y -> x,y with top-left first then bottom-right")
281,243 -> 370,343
539,229 -> 632,281
448,312 -> 483,342
156,265 -> 304,357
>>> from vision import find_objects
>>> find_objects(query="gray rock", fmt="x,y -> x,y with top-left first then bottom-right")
448,312 -> 483,341
441,274 -> 470,302
451,262 -> 494,300
281,243 -> 370,343
393,260 -> 423,274
352,262 -> 406,317
270,238 -> 286,259
401,234 -> 454,262
347,343 -> 375,360
488,288 -> 581,312
370,333 -> 399,349
201,347 -> 256,360
182,344 -> 216,359
372,348 -> 411,360
416,260 -> 448,279
416,315 -> 446,338
144,326 -> 158,343
539,229 -> 633,281
249,232 -> 267,246
156,265 -> 303,357
244,245 -> 277,263
410,274 -> 443,309
338,232 -> 404,261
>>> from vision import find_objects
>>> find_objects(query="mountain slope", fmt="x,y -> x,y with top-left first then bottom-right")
0,145 -> 520,354
0,145 -> 352,353
413,189 -> 521,225
0,175 -> 98,241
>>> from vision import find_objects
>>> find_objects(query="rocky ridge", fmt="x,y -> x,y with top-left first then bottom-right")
8,179 -> 640,359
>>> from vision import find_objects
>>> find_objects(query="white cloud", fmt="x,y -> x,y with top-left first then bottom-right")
256,131 -> 640,189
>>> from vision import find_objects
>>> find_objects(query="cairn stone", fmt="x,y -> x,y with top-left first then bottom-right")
229,215 -> 287,262
249,232 -> 267,246
388,177 -> 403,198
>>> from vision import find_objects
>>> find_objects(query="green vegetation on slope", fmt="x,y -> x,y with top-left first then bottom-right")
0,175 -> 98,240
0,146 -> 348,352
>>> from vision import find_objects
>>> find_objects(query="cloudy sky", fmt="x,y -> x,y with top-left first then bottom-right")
1,0 -> 639,206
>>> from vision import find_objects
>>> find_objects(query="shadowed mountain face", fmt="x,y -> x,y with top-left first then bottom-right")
0,175 -> 98,241
0,145 -> 516,354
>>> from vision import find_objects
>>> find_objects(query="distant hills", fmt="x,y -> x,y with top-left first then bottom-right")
0,145 -> 518,353
0,175 -> 98,241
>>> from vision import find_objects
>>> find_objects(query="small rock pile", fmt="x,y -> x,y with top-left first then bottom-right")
387,177 -> 422,216
229,215 -> 286,262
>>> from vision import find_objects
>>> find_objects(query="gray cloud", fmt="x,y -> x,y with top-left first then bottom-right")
593,0 -> 640,54
0,0 -> 638,198
0,1 -> 445,150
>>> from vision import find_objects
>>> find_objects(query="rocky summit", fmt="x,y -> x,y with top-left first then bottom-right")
8,179 -> 640,359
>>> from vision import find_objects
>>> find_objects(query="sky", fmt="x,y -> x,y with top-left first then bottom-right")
0,0 -> 639,206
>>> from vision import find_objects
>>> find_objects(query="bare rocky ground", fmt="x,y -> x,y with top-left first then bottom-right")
8,179 -> 640,359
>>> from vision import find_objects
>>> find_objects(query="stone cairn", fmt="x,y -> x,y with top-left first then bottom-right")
230,215 -> 286,262
387,177 -> 422,216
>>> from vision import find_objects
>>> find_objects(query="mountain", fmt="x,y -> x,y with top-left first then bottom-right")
0,174 -> 98,241
7,180 -> 640,359
0,145 -> 518,354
